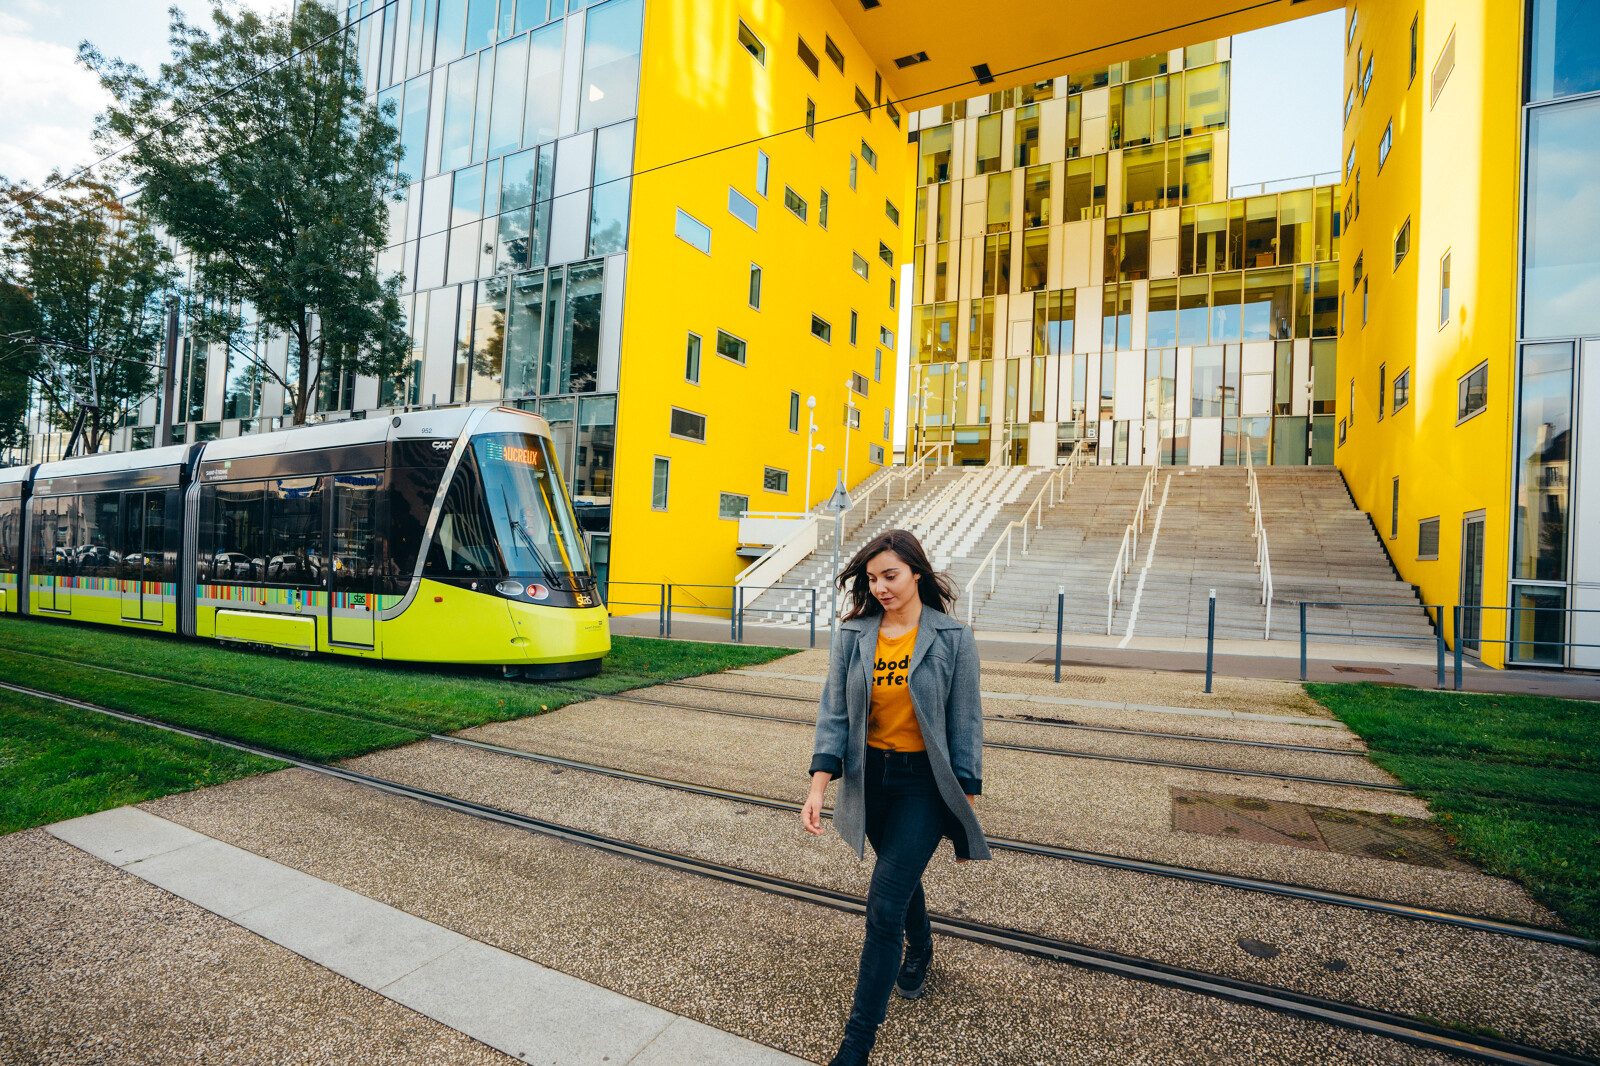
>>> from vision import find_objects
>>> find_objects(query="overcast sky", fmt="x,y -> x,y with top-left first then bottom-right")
0,2 -> 1343,193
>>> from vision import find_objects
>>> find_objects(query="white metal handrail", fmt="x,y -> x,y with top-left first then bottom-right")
962,443 -> 1088,622
1245,447 -> 1274,639
1104,461 -> 1160,634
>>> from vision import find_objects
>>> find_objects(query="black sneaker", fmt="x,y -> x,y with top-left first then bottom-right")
895,938 -> 933,999
827,1041 -> 870,1066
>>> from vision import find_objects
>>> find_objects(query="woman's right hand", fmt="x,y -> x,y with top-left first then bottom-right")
800,771 -> 831,835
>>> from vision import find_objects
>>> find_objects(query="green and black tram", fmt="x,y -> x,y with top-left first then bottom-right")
0,406 -> 608,676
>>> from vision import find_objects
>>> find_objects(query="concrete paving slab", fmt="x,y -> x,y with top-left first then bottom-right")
113,837 -> 309,918
633,1017 -> 819,1066
47,804 -> 209,866
234,878 -> 467,991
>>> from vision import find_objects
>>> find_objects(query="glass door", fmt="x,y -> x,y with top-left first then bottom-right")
328,473 -> 382,647
121,493 -> 144,621
1460,513 -> 1484,655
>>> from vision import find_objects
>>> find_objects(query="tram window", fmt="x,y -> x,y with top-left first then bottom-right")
0,498 -> 17,572
473,432 -> 591,580
331,474 -> 383,582
387,442 -> 452,589
425,455 -> 501,576
77,494 -> 121,579
146,492 -> 172,582
209,483 -> 267,583
266,477 -> 325,585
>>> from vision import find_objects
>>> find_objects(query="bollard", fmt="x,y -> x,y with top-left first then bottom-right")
658,584 -> 666,637
1054,587 -> 1064,683
1435,606 -> 1445,689
1299,602 -> 1308,682
731,586 -> 738,642
1205,589 -> 1216,694
809,588 -> 817,649
1454,605 -> 1464,691
666,585 -> 673,638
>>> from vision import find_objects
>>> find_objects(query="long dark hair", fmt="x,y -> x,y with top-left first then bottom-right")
837,528 -> 956,620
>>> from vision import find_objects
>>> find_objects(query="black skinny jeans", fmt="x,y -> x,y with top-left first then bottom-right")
841,746 -> 947,1053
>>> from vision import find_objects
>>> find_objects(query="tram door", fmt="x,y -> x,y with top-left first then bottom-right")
33,496 -> 70,612
329,473 -> 381,647
120,492 -> 166,623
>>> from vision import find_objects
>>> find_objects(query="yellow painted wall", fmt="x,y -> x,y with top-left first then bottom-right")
610,0 -> 910,593
1334,0 -> 1523,664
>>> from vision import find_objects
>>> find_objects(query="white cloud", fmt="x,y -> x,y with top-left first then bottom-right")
0,29 -> 112,186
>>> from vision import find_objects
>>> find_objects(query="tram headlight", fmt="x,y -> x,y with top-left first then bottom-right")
495,580 -> 526,597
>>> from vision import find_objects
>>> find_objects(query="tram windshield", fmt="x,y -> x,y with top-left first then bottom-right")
426,431 -> 590,586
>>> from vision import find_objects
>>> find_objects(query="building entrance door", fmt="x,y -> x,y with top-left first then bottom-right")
1460,513 -> 1485,656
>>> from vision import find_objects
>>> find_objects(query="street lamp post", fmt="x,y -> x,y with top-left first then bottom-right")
804,395 -> 824,510
843,378 -> 856,488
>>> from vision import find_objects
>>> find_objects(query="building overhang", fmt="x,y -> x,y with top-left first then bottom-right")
828,0 -> 1344,112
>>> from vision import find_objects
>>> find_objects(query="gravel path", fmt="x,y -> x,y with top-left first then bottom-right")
345,739 -> 1600,1057
0,827 -> 514,1066
458,697 -> 1551,924
140,771 -> 1472,1066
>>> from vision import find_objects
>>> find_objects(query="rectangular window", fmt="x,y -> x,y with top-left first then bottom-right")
737,20 -> 765,64
848,154 -> 858,190
1345,144 -> 1356,180
888,276 -> 897,309
1417,516 -> 1440,560
1409,15 -> 1418,84
844,405 -> 861,429
675,208 -> 710,253
1458,361 -> 1487,421
852,252 -> 869,279
1362,276 -> 1369,324
805,98 -> 816,138
728,187 -> 758,229
1353,252 -> 1364,289
762,467 -> 789,493
1394,217 -> 1410,268
670,406 -> 706,441
789,391 -> 800,432
797,37 -> 819,77
860,140 -> 877,169
718,492 -> 749,520
849,310 -> 858,344
1377,121 -> 1393,171
850,371 -> 868,396
824,35 -> 844,72
1439,251 -> 1451,327
811,315 -> 832,343
886,101 -> 900,128
748,263 -> 762,309
651,457 -> 670,509
1393,367 -> 1410,411
874,347 -> 882,381
1391,477 -> 1400,538
1344,88 -> 1354,125
885,199 -> 899,225
1431,29 -> 1455,108
869,443 -> 885,465
855,86 -> 872,116
1361,55 -> 1374,97
878,241 -> 894,268
756,150 -> 769,197
1377,363 -> 1386,420
879,325 -> 893,347
881,408 -> 890,438
1348,6 -> 1359,47
716,329 -> 747,364
783,186 -> 808,222
819,189 -> 829,228
684,331 -> 701,383
1338,417 -> 1347,445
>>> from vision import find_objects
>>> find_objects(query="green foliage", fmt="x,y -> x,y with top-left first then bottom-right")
0,281 -> 41,449
0,175 -> 175,451
82,1 -> 408,425
1307,682 -> 1600,938
0,688 -> 283,836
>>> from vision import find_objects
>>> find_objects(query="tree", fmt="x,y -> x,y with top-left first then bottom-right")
0,281 -> 42,453
83,0 -> 408,427
0,175 -> 174,454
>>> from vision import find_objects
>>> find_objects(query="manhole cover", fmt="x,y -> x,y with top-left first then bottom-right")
1172,788 -> 1474,872
1331,665 -> 1393,675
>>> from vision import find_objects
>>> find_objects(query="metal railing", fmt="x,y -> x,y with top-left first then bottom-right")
1105,462 -> 1159,634
1244,447 -> 1274,640
963,442 -> 1089,622
1299,600 -> 1447,686
1228,171 -> 1341,197
606,581 -> 822,647
1448,604 -> 1600,688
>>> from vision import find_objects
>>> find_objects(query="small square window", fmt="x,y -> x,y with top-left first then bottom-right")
684,331 -> 701,383
675,209 -> 711,253
843,405 -> 861,429
1417,517 -> 1441,561
811,315 -> 832,343
797,37 -> 819,77
1394,217 -> 1410,269
885,199 -> 899,225
1458,362 -> 1487,422
748,263 -> 762,309
783,186 -> 808,222
850,371 -> 868,396
716,329 -> 747,365
860,140 -> 877,169
879,325 -> 893,347
819,189 -> 829,228
728,187 -> 758,229
719,492 -> 749,520
651,456 -> 670,509
852,252 -> 869,279
878,241 -> 893,267
670,407 -> 706,442
824,35 -> 844,72
762,467 -> 789,493
737,21 -> 766,65
1393,368 -> 1410,412
869,443 -> 885,465
789,391 -> 800,433
756,150 -> 769,198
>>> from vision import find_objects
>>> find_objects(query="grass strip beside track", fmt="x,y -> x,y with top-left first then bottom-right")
0,687 -> 284,835
1308,683 -> 1600,940
0,615 -> 792,734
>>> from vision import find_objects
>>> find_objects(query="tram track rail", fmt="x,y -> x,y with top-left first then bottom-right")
9,679 -> 1595,1066
7,648 -> 1586,949
572,688 -> 1414,793
661,679 -> 1367,757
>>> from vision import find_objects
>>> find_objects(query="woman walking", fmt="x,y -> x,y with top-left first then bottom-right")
800,529 -> 990,1066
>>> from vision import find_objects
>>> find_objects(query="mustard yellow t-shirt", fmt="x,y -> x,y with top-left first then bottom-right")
868,626 -> 924,752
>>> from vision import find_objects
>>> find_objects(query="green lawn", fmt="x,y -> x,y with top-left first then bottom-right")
1307,683 -> 1599,939
0,688 -> 283,836
0,615 -> 794,836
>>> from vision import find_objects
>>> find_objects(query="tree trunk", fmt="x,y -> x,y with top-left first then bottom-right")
291,315 -> 313,425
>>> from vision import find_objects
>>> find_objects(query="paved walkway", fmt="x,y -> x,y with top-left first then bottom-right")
47,806 -> 806,1066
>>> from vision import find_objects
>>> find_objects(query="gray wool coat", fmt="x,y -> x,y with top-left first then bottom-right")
808,604 -> 991,861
